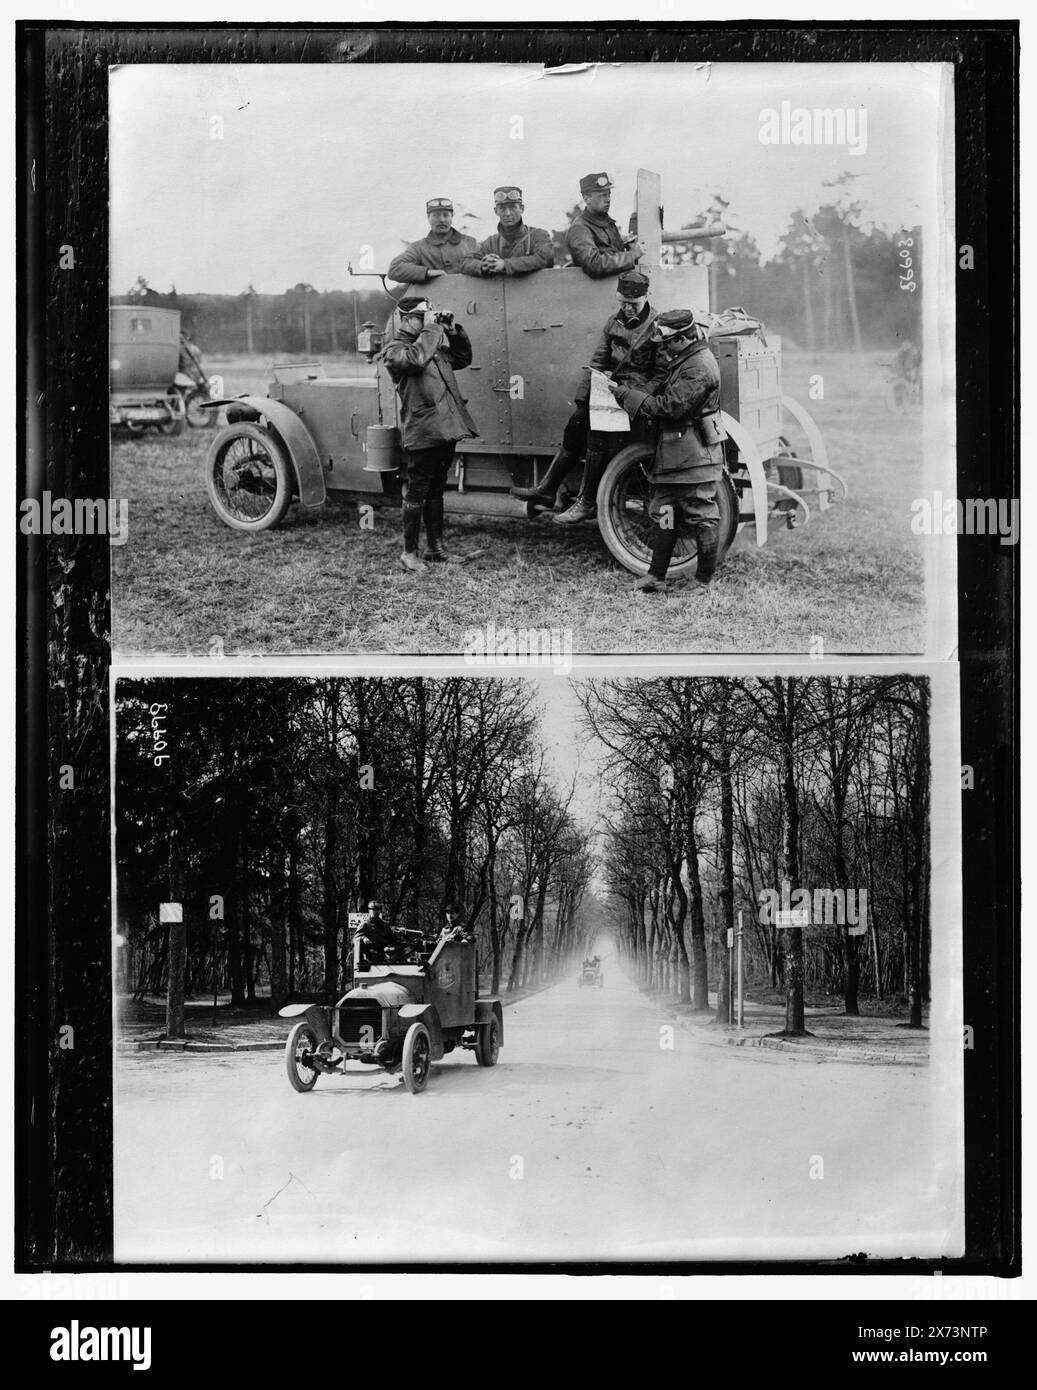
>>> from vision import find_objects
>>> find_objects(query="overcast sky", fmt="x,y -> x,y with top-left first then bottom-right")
110,61 -> 949,295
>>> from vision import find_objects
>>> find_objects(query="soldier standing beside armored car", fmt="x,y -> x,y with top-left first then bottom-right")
387,196 -> 478,284
381,298 -> 479,573
609,308 -> 727,595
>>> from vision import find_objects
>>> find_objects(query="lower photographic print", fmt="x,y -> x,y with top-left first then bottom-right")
111,670 -> 962,1265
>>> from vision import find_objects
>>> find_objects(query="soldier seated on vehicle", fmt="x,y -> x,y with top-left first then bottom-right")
565,172 -> 645,279
355,901 -> 409,966
387,196 -> 479,285
461,186 -> 554,278
438,904 -> 474,945
510,268 -> 657,521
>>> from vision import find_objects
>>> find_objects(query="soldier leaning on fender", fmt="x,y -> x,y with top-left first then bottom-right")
608,308 -> 727,596
380,298 -> 479,573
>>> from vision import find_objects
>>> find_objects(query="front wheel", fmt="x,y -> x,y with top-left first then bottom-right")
596,442 -> 738,579
402,1022 -> 432,1094
285,1022 -> 320,1093
206,422 -> 294,531
474,1016 -> 500,1067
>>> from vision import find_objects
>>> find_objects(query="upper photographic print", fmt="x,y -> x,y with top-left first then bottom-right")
108,62 -> 954,658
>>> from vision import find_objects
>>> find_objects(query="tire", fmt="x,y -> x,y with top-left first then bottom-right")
402,1022 -> 432,1094
597,441 -> 738,579
186,387 -> 218,429
157,387 -> 186,437
285,1022 -> 320,1093
205,422 -> 294,532
474,1015 -> 500,1067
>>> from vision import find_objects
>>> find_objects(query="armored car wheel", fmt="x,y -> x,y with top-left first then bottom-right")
596,442 -> 738,579
474,1016 -> 500,1067
206,423 -> 293,531
402,1022 -> 432,1094
285,1022 -> 321,1093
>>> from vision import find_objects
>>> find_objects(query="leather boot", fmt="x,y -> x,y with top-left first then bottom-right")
399,499 -> 427,573
510,446 -> 574,508
423,494 -> 468,563
633,524 -> 678,593
555,447 -> 606,525
692,521 -> 720,587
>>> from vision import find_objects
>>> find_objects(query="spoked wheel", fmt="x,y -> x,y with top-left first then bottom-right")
402,1022 -> 432,1094
474,1016 -> 500,1067
285,1022 -> 321,1093
156,387 -> 187,437
205,422 -> 294,531
185,387 -> 218,429
597,441 -> 738,579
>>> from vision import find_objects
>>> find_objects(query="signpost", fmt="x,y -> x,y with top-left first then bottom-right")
726,926 -> 735,1025
736,910 -> 744,1030
161,900 -> 185,1040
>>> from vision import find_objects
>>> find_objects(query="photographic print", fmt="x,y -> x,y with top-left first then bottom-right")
107,61 -> 955,657
112,671 -> 962,1263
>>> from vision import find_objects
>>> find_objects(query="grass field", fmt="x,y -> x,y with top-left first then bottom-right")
111,349 -> 926,657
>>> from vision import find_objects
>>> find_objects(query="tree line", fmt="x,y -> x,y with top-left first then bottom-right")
119,175 -> 918,359
580,676 -> 930,1033
115,678 -> 594,1009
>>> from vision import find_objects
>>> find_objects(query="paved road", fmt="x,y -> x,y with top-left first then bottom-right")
115,962 -> 960,1263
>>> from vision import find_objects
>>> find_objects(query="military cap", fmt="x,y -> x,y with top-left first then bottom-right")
580,172 -> 613,196
651,308 -> 700,339
617,269 -> 651,299
367,900 -> 385,912
426,196 -> 453,212
396,297 -> 430,315
493,185 -> 523,206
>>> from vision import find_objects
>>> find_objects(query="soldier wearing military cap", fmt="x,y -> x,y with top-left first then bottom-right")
608,308 -> 727,595
511,267 -> 658,521
462,186 -> 554,277
387,197 -> 479,284
380,297 -> 479,572
566,172 -> 645,279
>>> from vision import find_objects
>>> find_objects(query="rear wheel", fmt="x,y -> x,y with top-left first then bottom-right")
597,441 -> 738,578
156,387 -> 186,437
185,387 -> 218,429
206,422 -> 294,531
474,1016 -> 500,1067
285,1022 -> 320,1093
402,1022 -> 432,1094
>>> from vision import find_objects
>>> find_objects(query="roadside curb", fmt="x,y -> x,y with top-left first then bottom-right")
650,994 -> 929,1067
721,1034 -> 928,1066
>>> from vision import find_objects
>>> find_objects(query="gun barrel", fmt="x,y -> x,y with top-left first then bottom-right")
662,220 -> 728,243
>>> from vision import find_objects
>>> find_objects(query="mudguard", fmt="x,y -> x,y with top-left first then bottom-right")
399,1003 -> 445,1060
720,409 -> 768,546
474,998 -> 504,1042
206,394 -> 327,509
278,1002 -> 332,1045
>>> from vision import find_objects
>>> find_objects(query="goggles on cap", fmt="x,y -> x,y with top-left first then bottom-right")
651,319 -> 694,341
426,198 -> 453,212
493,187 -> 523,204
